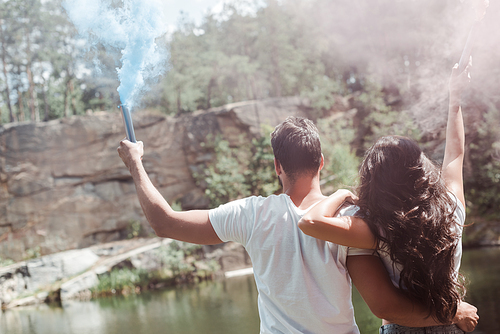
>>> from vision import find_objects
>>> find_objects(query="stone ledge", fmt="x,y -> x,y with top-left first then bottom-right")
1,238 -> 252,308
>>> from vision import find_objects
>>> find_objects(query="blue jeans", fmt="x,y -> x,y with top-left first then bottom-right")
379,324 -> 465,334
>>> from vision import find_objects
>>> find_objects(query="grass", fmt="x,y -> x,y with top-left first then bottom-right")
91,241 -> 221,297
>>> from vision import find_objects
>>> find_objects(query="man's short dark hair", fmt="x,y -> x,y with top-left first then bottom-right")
271,116 -> 322,182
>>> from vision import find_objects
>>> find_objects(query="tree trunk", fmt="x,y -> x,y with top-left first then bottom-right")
17,88 -> 25,122
206,77 -> 215,109
0,20 -> 14,122
25,30 -> 36,121
70,79 -> 77,115
270,45 -> 282,97
26,66 -> 36,120
42,81 -> 49,121
34,92 -> 40,122
63,77 -> 70,117
268,22 -> 282,97
247,74 -> 258,101
176,87 -> 181,113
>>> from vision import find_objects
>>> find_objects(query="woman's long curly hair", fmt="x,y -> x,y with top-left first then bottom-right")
356,135 -> 465,324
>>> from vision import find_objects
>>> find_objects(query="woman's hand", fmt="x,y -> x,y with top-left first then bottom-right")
330,189 -> 359,216
332,189 -> 358,204
454,301 -> 479,332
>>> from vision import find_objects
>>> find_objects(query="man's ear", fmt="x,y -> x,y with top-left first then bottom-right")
319,154 -> 324,171
274,158 -> 282,175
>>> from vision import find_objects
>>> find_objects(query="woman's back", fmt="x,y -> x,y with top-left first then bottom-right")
355,135 -> 465,323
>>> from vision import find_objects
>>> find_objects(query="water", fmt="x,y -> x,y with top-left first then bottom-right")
460,247 -> 500,334
1,247 -> 498,334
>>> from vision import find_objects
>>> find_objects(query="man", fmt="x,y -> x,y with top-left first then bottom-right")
118,116 -> 477,333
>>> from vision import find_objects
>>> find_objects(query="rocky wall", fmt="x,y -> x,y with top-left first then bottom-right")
0,97 -> 312,261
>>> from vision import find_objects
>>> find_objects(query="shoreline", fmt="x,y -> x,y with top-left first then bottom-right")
0,238 -> 252,310
1,232 -> 498,310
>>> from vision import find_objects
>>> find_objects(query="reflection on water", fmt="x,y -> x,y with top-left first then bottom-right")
460,247 -> 500,334
352,246 -> 500,333
1,247 -> 498,334
0,276 -> 260,334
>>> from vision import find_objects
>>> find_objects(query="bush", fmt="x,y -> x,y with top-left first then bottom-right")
465,106 -> 500,219
197,125 -> 280,208
92,241 -> 220,297
155,241 -> 203,277
93,267 -> 150,296
0,256 -> 15,267
317,115 -> 361,194
125,220 -> 144,239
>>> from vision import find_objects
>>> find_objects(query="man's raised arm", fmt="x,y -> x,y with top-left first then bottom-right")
117,139 -> 222,245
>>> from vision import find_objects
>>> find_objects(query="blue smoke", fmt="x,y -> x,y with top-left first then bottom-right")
63,0 -> 168,111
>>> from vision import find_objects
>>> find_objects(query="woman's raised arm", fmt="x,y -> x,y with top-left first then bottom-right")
442,61 -> 471,207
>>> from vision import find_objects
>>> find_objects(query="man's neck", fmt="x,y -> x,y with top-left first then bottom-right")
282,175 -> 325,210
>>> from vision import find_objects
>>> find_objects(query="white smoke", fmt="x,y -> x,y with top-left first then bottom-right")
63,0 -> 169,110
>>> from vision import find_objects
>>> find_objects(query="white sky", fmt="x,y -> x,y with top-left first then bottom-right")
161,0 -> 226,28
160,0 -> 264,33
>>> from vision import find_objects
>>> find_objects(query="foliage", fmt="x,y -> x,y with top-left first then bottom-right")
196,125 -> 280,208
0,0 -> 90,123
154,240 -> 219,283
247,125 -> 281,196
464,105 -> 500,220
0,256 -> 15,267
170,200 -> 183,212
317,115 -> 360,194
159,0 -> 336,114
93,267 -> 150,296
348,79 -> 421,155
301,74 -> 343,118
92,241 -> 220,296
202,137 -> 252,207
316,79 -> 419,195
155,241 -> 204,277
125,220 -> 144,239
23,246 -> 41,260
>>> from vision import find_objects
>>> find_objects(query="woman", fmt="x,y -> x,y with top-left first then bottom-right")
299,63 -> 472,333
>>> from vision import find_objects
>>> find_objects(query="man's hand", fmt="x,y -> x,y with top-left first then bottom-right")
117,139 -> 144,170
454,301 -> 479,332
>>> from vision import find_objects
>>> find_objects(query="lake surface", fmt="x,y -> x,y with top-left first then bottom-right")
1,247 -> 499,334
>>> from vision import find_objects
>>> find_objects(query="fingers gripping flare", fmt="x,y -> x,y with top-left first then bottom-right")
117,139 -> 144,171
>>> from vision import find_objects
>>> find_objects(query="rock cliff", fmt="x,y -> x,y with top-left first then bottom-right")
0,97 -> 312,261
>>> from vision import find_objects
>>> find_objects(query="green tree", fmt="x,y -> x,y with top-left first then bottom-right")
196,125 -> 279,208
464,104 -> 500,219
317,115 -> 360,194
0,0 -> 87,122
0,1 -> 15,123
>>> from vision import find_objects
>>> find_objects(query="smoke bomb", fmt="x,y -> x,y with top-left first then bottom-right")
119,104 -> 137,143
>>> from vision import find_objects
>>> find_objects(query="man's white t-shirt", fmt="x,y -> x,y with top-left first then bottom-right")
209,193 -> 363,334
